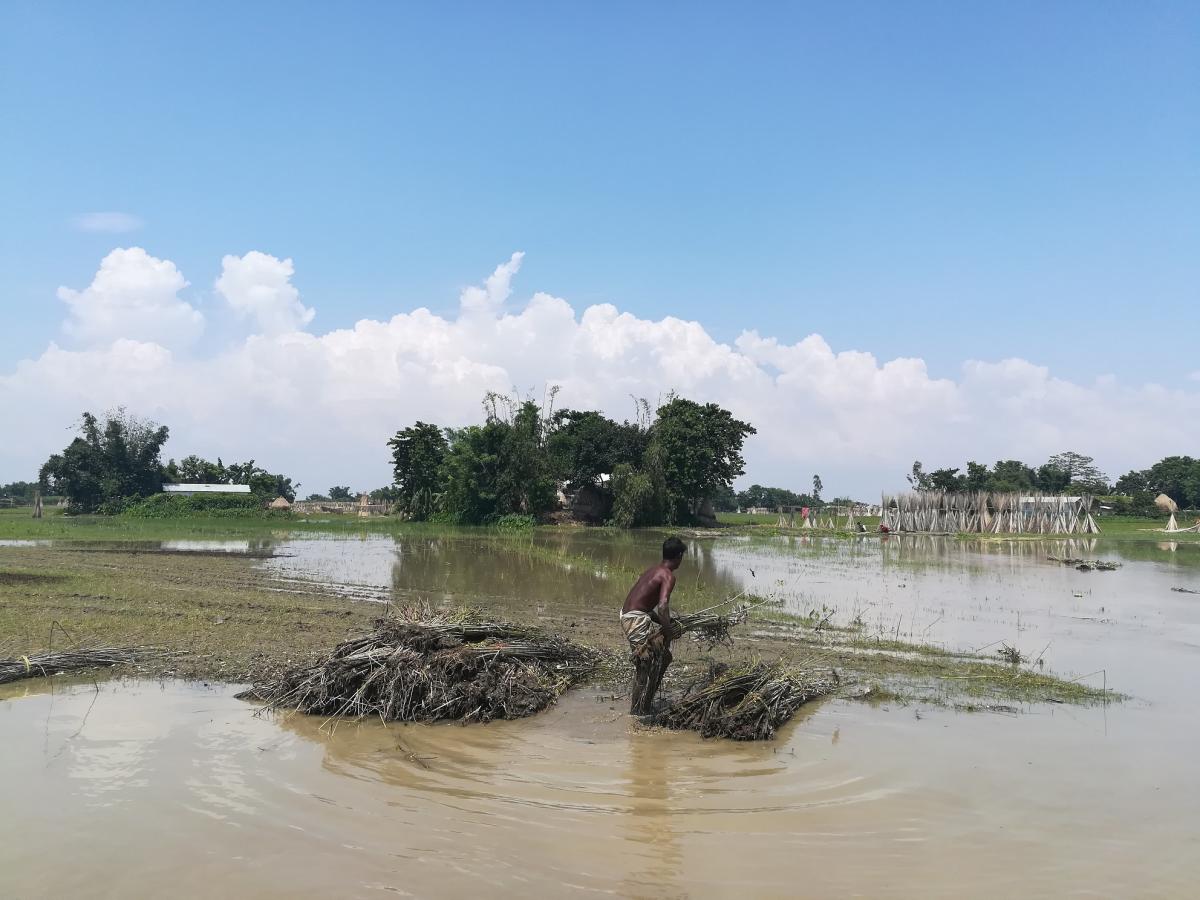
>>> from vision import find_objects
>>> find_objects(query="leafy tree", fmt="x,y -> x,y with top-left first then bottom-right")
163,455 -> 295,501
906,461 -> 932,491
247,471 -> 296,501
328,486 -> 354,502
711,483 -> 738,512
963,462 -> 991,492
650,397 -> 755,521
369,485 -> 401,503
610,463 -> 657,528
1035,463 -> 1071,494
927,467 -> 963,492
305,492 -> 330,502
40,410 -> 170,513
171,454 -> 229,483
987,459 -> 1035,492
224,460 -> 295,501
1045,451 -> 1108,493
439,423 -> 507,524
388,422 -> 449,520
735,484 -> 814,509
493,400 -> 557,517
546,409 -> 644,491
812,474 -> 823,503
0,481 -> 40,504
1114,470 -> 1149,495
396,391 -> 754,527
1140,456 -> 1200,507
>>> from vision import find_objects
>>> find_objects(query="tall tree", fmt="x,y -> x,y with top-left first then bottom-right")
388,422 -> 449,520
906,461 -> 932,491
439,423 -> 507,524
927,467 -> 964,492
989,459 -> 1037,492
650,397 -> 755,521
963,462 -> 991,492
812,474 -> 823,503
1045,451 -> 1108,493
1141,456 -> 1200,506
0,481 -> 40,504
494,400 -> 558,516
546,409 -> 645,491
40,410 -> 170,513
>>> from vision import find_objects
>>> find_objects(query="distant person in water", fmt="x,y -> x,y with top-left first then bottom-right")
621,536 -> 686,714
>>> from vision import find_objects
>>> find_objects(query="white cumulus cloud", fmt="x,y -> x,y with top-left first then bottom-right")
4,251 -> 1199,495
71,212 -> 145,233
215,251 -> 315,335
56,247 -> 203,348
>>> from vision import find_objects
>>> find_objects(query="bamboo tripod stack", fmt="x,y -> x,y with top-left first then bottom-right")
880,491 -> 1101,534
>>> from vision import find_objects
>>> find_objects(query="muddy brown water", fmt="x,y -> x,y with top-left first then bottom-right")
3,531 -> 1200,897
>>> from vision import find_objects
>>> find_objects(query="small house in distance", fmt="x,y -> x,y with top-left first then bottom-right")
162,483 -> 252,496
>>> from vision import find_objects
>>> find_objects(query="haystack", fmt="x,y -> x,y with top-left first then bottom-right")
1155,493 -> 1179,514
655,662 -> 838,741
1156,493 -> 1179,531
241,609 -> 600,724
269,496 -> 291,510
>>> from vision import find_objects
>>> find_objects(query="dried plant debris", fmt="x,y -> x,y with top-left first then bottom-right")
654,661 -> 839,741
240,606 -> 601,724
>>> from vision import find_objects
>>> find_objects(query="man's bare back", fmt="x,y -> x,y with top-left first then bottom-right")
622,562 -> 676,621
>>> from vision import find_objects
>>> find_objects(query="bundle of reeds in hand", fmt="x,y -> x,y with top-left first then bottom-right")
0,647 -> 160,685
675,604 -> 751,649
655,661 -> 838,740
241,606 -> 600,724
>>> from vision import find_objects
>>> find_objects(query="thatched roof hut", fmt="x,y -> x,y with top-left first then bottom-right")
269,496 -> 291,509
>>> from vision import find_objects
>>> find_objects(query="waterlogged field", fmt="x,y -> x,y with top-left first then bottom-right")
2,516 -> 1200,896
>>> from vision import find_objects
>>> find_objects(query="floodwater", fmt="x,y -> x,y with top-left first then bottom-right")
3,531 -> 1200,897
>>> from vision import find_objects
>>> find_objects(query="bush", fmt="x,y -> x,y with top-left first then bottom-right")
611,464 -> 655,528
1096,493 -> 1158,517
123,493 -> 276,518
495,513 -> 536,530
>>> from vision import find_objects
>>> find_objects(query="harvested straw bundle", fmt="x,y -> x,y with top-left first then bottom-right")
675,605 -> 751,649
655,662 -> 838,741
243,608 -> 600,724
0,647 -> 158,685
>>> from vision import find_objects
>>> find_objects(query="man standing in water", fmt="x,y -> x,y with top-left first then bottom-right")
621,536 -> 686,714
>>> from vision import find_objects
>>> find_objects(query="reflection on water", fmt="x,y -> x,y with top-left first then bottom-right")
161,539 -> 253,553
1,678 -> 1195,897
258,534 -> 400,600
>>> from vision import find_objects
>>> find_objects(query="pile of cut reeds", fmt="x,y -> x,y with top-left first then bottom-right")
655,661 -> 838,741
241,607 -> 601,724
0,647 -> 159,685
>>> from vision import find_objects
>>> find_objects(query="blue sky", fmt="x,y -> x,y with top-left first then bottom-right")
1,3 -> 1197,493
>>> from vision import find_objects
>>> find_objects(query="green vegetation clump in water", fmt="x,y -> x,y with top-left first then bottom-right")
749,608 -> 1119,707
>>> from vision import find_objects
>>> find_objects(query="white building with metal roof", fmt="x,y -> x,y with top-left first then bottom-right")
161,483 -> 252,495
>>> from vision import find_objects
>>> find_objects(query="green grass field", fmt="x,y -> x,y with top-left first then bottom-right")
1,506 -> 1192,543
